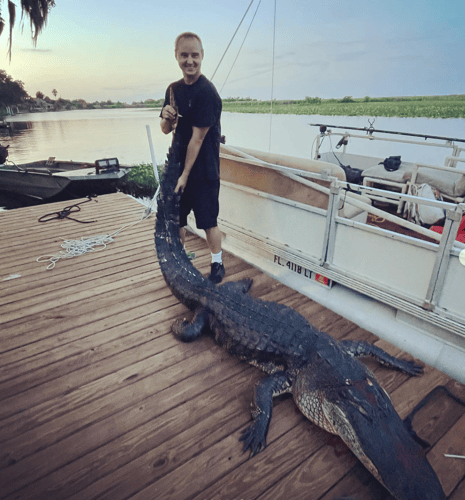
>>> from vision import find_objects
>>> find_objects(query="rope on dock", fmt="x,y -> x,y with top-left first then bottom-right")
36,209 -> 154,270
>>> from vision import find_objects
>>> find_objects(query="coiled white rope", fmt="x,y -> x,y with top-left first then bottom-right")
36,209 -> 154,270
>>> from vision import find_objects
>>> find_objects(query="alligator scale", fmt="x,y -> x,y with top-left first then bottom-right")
154,145 -> 445,500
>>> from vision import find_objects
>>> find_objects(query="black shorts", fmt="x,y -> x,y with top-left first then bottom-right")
179,178 -> 220,230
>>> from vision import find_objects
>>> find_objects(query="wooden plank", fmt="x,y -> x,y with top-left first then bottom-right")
0,199 -> 147,258
121,401 -> 307,500
0,343 -> 243,496
0,315 -> 174,399
0,290 -> 179,366
428,415 -> 465,496
0,193 -> 464,500
0,230 -> 158,292
449,479 -> 465,500
0,280 -> 175,351
408,379 -> 465,445
24,366 -> 258,500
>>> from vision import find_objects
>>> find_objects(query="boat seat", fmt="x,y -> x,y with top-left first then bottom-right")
361,155 -> 465,199
405,166 -> 465,200
361,160 -> 415,185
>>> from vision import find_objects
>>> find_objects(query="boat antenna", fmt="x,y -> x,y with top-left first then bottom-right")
219,0 -> 263,95
211,0 -> 255,81
268,0 -> 277,152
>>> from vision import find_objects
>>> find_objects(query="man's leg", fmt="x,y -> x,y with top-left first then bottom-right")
180,226 -> 196,260
206,226 -> 225,284
205,226 -> 222,254
180,227 -> 186,246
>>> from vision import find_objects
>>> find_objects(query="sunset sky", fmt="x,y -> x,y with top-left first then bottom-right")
1,0 -> 464,103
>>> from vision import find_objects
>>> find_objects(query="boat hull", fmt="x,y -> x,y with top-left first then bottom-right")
0,168 -> 71,199
0,160 -> 127,200
186,145 -> 465,383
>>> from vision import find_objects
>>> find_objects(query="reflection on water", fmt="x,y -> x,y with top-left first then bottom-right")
6,109 -> 173,165
2,108 -> 465,210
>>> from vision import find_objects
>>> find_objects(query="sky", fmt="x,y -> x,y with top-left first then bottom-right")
1,0 -> 464,103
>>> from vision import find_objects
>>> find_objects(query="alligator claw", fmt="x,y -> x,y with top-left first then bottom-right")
171,318 -> 191,340
171,318 -> 203,342
239,423 -> 267,457
399,358 -> 424,376
171,307 -> 210,342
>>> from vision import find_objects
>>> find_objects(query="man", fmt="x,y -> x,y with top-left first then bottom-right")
160,32 -> 225,284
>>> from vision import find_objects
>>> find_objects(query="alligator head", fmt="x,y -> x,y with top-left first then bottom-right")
294,360 -> 445,500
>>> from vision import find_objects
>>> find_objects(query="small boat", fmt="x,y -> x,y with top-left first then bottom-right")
0,157 -> 127,200
185,124 -> 465,383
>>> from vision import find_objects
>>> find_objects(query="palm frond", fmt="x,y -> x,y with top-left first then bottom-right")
20,0 -> 56,45
0,8 -> 5,38
7,0 -> 16,61
2,0 -> 56,61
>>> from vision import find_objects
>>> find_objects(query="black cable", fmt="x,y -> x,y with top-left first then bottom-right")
38,195 -> 98,223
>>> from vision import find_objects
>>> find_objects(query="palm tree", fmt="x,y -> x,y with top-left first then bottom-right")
0,1 -> 56,59
52,88 -> 57,98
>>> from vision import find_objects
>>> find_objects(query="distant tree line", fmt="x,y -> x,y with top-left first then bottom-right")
0,70 -> 28,106
0,70 -> 168,117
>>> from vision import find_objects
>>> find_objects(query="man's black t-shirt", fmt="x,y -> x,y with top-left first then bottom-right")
162,74 -> 222,181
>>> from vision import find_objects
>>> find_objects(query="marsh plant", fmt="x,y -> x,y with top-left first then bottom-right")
118,163 -> 161,198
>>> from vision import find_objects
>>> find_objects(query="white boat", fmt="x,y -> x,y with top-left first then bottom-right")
0,157 -> 127,200
186,124 -> 465,383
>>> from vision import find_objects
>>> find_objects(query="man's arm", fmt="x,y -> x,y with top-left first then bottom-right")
175,125 -> 210,193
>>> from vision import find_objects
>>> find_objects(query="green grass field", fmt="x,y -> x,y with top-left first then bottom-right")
221,95 -> 465,119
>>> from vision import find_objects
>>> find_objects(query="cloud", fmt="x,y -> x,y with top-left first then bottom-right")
333,50 -> 367,62
20,48 -> 52,53
383,54 -> 422,62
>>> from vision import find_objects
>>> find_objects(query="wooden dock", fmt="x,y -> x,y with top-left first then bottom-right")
1,193 -> 464,500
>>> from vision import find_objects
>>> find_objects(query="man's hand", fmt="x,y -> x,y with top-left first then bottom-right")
161,105 -> 178,121
175,172 -> 189,194
160,105 -> 179,134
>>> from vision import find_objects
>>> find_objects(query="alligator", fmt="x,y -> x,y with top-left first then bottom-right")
154,143 -> 446,500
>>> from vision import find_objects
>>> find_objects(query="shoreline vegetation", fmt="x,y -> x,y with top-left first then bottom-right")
221,95 -> 465,119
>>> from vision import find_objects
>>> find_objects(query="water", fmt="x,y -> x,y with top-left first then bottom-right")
2,108 -> 465,209
5,108 -> 172,166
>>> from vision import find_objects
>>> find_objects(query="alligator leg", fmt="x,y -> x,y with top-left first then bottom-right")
340,339 -> 423,375
240,371 -> 292,457
171,307 -> 210,342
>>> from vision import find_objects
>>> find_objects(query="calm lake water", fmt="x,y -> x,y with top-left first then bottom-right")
2,108 -> 465,209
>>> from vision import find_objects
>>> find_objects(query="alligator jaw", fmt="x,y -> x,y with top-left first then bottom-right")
294,367 -> 445,500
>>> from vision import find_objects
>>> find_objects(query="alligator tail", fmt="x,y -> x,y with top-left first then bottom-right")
154,143 -> 209,310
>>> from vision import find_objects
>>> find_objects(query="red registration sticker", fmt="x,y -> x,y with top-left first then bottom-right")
315,274 -> 330,286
